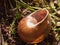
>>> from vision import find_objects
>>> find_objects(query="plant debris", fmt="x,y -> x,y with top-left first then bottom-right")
0,0 -> 60,45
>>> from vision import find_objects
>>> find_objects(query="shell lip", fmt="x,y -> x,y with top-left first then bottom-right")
27,8 -> 49,27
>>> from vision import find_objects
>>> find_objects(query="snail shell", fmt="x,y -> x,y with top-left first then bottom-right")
17,8 -> 51,44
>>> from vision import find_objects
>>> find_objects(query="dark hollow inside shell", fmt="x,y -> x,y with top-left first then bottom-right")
31,9 -> 47,22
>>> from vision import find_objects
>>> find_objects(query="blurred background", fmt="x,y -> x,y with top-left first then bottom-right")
0,0 -> 60,45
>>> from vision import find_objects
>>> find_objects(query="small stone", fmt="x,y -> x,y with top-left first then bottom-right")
58,41 -> 60,45
54,0 -> 57,4
57,10 -> 60,15
57,22 -> 60,26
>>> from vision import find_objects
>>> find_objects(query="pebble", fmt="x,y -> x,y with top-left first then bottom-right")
57,22 -> 60,26
58,41 -> 60,45
57,10 -> 60,15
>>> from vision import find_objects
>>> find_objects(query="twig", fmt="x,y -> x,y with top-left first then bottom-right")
0,25 -> 8,45
4,0 -> 8,16
8,0 -> 14,9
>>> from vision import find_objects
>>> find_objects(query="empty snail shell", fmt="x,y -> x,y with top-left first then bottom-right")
17,8 -> 51,44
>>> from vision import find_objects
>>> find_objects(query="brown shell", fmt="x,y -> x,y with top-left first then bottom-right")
17,9 -> 51,44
